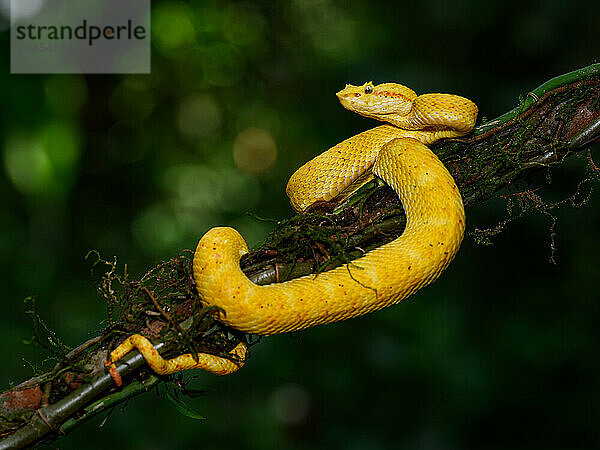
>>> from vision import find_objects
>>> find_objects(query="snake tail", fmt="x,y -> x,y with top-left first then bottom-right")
106,335 -> 247,385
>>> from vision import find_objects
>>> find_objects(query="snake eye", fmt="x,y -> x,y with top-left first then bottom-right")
364,85 -> 373,94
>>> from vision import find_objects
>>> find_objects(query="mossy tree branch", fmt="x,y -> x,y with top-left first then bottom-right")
2,64 -> 600,449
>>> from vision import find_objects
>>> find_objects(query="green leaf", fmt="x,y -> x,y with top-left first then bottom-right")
165,390 -> 206,420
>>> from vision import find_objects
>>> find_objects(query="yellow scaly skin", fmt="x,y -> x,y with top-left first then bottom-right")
106,82 -> 477,381
106,337 -> 247,387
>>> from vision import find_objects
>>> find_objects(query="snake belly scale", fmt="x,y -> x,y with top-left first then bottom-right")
106,81 -> 477,380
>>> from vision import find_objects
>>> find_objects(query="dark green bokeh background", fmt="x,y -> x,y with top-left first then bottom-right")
1,1 -> 599,448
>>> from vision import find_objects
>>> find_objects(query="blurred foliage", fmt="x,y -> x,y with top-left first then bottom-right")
1,0 -> 599,449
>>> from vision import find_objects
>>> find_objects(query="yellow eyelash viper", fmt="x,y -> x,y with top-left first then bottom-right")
106,82 -> 478,382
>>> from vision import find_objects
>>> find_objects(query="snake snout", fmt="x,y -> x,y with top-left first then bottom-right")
336,90 -> 359,108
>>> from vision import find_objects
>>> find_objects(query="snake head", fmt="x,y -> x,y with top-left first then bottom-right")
336,82 -> 417,121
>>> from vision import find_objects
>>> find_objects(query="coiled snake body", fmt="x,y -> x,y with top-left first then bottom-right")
106,82 -> 478,381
